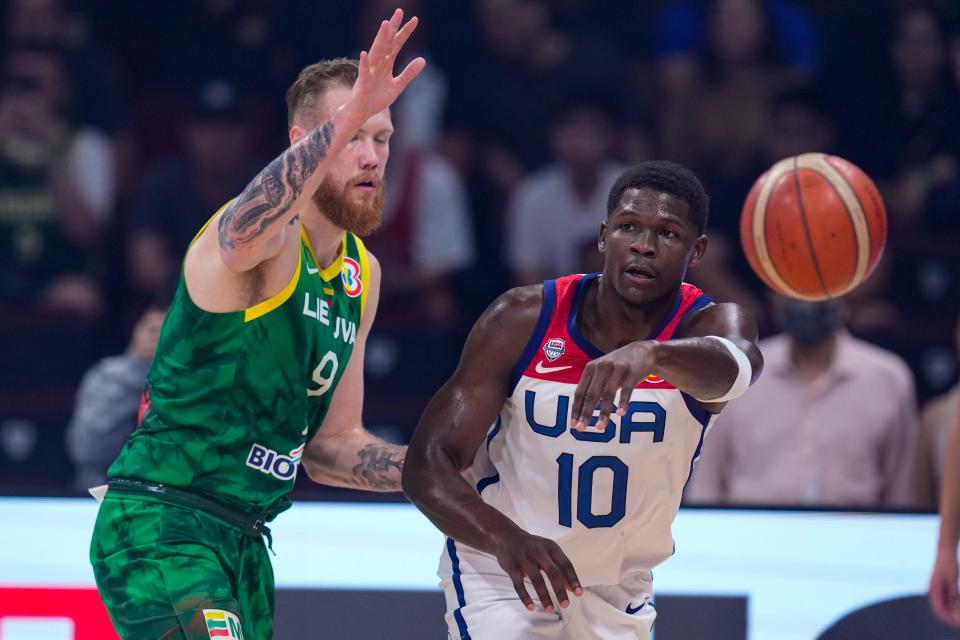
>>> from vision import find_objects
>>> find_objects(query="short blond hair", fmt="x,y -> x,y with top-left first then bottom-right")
284,57 -> 358,127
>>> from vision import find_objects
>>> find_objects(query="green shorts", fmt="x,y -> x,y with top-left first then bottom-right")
90,492 -> 274,639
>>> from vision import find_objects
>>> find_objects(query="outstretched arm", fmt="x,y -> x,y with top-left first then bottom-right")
403,287 -> 583,613
931,401 -> 960,627
217,9 -> 425,272
570,302 -> 763,429
300,255 -> 405,491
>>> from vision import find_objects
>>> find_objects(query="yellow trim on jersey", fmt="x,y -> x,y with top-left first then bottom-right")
354,234 -> 371,320
191,199 -> 236,247
243,248 -> 302,322
300,228 -> 345,282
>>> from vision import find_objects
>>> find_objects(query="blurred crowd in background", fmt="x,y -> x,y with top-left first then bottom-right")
1,0 -> 959,510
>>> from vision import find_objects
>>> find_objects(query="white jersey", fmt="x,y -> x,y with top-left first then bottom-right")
457,273 -> 717,587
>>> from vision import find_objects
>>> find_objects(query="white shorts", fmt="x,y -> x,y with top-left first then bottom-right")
438,539 -> 656,640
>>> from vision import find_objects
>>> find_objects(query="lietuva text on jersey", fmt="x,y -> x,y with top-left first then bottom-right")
108,208 -> 371,520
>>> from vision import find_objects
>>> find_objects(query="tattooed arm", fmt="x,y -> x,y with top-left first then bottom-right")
216,120 -> 339,272
304,431 -> 406,492
301,254 -> 405,491
216,10 -> 426,272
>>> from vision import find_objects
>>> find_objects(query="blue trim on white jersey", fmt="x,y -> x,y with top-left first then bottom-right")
446,538 -> 471,639
567,275 -> 692,357
680,392 -> 711,428
509,280 -> 557,395
567,273 -> 605,358
672,292 -> 714,336
476,473 -> 501,494
485,416 -> 503,450
681,393 -> 713,490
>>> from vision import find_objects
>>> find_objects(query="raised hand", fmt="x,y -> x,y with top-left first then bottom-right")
343,8 -> 426,128
570,342 -> 657,431
491,526 -> 583,612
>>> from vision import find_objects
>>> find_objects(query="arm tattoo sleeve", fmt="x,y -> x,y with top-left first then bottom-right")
218,121 -> 334,251
347,442 -> 405,491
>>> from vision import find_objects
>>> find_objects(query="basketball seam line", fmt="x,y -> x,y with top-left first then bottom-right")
800,165 -> 862,294
791,156 -> 831,299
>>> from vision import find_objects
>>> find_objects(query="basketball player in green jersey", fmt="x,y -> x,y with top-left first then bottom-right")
89,10 -> 425,639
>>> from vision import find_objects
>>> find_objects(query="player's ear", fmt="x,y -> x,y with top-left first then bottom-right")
289,125 -> 306,146
598,221 -> 608,254
687,234 -> 708,269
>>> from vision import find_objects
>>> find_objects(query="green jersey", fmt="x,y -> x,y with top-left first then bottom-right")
109,208 -> 370,518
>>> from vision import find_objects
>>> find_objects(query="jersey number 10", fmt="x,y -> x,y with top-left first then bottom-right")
555,403 -> 666,528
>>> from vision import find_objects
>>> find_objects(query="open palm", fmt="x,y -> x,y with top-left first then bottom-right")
345,9 -> 426,127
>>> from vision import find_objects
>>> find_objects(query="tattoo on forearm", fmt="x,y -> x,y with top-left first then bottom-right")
218,121 -> 334,251
347,443 -> 405,491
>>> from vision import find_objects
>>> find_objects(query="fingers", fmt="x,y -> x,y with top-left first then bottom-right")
510,571 -> 537,612
573,366 -> 613,430
593,374 -> 625,429
547,543 -> 583,602
570,367 -> 595,430
369,10 -> 418,68
392,15 -> 419,56
948,584 -> 960,627
501,538 -> 583,614
367,16 -> 393,64
521,560 -> 556,613
931,578 -> 960,628
394,56 -> 426,91
931,580 -> 950,623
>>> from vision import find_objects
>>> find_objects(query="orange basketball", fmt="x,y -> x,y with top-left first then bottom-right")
740,153 -> 887,301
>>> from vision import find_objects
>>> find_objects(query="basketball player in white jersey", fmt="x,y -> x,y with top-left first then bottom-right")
403,161 -> 763,639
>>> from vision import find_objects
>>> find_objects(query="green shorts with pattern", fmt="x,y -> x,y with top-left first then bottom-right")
90,493 -> 274,640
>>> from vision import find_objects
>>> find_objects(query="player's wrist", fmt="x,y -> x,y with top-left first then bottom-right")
937,534 -> 960,556
641,340 -> 664,376
331,104 -> 363,136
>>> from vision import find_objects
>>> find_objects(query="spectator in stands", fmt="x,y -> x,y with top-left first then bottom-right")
127,79 -> 258,300
366,117 -> 475,328
0,44 -> 113,318
5,0 -> 133,194
651,0 -> 819,78
689,86 -> 838,329
656,0 -> 807,186
686,296 -> 920,508
349,0 -> 473,328
871,4 -> 960,234
66,302 -> 166,491
505,99 -> 622,286
918,315 -> 960,509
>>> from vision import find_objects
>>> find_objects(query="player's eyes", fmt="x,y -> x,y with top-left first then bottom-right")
660,229 -> 677,238
619,223 -> 634,232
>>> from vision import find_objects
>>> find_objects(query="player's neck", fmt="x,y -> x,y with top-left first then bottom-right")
582,277 -> 678,351
301,203 -> 346,269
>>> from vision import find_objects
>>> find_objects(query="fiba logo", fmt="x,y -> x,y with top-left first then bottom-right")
543,338 -> 566,362
341,257 -> 363,298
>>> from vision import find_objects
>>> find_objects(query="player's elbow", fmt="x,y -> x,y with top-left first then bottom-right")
300,439 -> 341,485
218,243 -> 260,273
400,446 -> 425,502
401,439 -> 458,504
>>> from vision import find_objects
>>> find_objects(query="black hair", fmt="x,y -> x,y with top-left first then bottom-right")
606,161 -> 710,234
